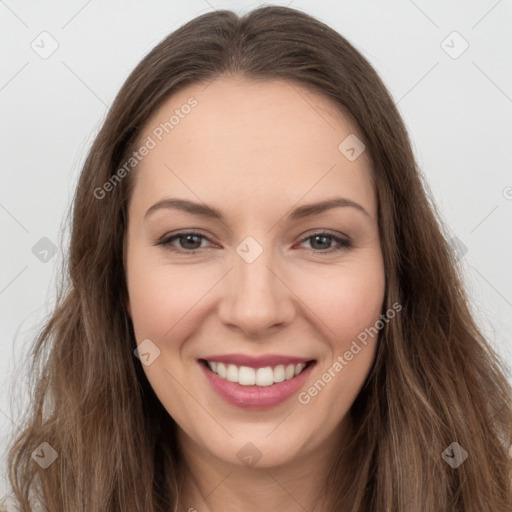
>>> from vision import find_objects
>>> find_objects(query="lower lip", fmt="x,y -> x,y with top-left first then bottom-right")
199,360 -> 316,409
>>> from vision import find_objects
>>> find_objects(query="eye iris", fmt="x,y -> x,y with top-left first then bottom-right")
311,235 -> 331,250
180,234 -> 202,250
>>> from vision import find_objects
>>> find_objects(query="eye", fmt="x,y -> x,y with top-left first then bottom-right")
156,230 -> 351,255
297,231 -> 352,254
156,232 -> 212,253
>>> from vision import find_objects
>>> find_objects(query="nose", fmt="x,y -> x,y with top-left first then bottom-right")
217,244 -> 296,339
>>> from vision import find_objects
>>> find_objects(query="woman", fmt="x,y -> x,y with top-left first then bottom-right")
6,5 -> 512,511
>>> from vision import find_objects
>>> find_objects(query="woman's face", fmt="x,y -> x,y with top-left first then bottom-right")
124,76 -> 385,469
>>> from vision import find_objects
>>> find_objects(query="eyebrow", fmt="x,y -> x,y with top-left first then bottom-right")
144,197 -> 370,222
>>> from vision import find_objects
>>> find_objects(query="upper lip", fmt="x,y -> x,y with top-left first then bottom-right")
200,353 -> 315,368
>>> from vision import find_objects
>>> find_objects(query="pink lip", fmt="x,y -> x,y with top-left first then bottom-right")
201,353 -> 312,369
199,359 -> 316,409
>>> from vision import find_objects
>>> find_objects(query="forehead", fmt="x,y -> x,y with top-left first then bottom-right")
129,76 -> 375,219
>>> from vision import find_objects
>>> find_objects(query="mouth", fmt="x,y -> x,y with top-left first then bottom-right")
200,359 -> 314,386
198,357 -> 317,409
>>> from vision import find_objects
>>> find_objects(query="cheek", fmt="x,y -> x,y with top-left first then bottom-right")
126,250 -> 217,342
126,244 -> 385,350
295,261 -> 385,430
298,258 -> 385,347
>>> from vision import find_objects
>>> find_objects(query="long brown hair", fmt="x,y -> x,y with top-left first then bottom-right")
6,6 -> 512,511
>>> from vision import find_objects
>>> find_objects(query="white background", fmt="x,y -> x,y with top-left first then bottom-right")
1,0 -> 511,502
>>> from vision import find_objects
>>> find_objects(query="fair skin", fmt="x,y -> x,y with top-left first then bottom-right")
124,76 -> 385,512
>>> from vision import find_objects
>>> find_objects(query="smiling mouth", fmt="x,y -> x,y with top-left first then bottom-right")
199,359 -> 316,387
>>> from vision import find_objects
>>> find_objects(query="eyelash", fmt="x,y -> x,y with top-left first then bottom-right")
156,231 -> 352,255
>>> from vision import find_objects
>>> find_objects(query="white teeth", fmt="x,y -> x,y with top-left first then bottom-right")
226,364 -> 238,383
206,360 -> 310,386
273,364 -> 285,383
238,366 -> 255,385
255,367 -> 274,386
217,362 -> 226,378
295,363 -> 306,376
